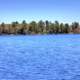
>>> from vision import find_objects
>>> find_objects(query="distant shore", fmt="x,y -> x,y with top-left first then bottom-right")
0,20 -> 80,35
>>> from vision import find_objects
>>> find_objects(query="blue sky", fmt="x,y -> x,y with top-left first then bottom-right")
0,0 -> 80,23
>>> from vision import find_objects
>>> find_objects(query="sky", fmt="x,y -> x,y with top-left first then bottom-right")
0,0 -> 80,24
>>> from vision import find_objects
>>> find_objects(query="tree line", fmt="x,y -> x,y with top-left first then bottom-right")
0,20 -> 80,35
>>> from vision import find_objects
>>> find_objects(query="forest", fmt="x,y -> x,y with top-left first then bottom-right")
0,20 -> 80,35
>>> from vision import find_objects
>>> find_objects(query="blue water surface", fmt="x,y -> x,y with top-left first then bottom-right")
0,34 -> 80,80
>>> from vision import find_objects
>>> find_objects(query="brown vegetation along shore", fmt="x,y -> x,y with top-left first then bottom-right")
0,20 -> 80,35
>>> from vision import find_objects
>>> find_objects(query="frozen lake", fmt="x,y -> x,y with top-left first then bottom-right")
0,34 -> 80,80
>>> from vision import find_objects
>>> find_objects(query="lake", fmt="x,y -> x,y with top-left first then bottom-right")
0,34 -> 80,80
